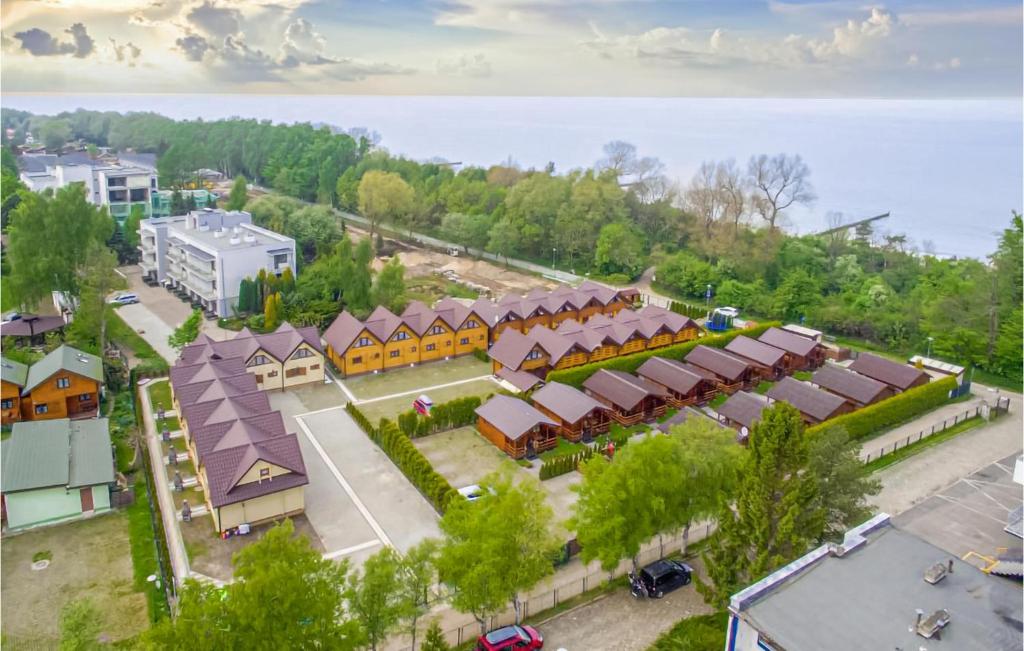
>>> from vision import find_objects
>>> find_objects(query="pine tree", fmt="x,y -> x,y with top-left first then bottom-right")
264,292 -> 280,331
420,620 -> 450,651
280,266 -> 295,294
701,402 -> 823,607
372,255 -> 406,313
227,175 -> 248,211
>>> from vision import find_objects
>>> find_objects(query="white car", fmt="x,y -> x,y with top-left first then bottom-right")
109,293 -> 140,305
457,485 -> 485,501
715,306 -> 740,318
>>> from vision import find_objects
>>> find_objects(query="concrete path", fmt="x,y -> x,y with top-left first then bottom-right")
859,392 -> 988,461
117,302 -> 177,364
354,374 -> 496,405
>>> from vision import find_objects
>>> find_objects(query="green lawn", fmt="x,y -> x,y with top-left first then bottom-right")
343,355 -> 492,400
358,378 -> 498,423
863,415 -> 986,474
108,308 -> 170,370
146,381 -> 173,412
792,370 -> 813,381
539,437 -> 587,461
647,612 -> 728,651
405,275 -> 481,304
126,484 -> 171,622
709,394 -> 728,409
155,415 -> 180,432
753,380 -> 774,395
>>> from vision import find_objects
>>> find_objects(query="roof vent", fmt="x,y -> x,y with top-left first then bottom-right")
229,235 -> 241,245
924,560 -> 953,584
213,228 -> 224,238
243,232 -> 256,243
913,608 -> 950,639
198,223 -> 210,232
77,354 -> 90,364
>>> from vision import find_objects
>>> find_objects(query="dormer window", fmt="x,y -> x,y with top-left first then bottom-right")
356,337 -> 373,347
259,467 -> 271,482
249,354 -> 271,366
393,331 -> 410,342
291,348 -> 314,359
526,349 -> 543,361
429,325 -> 446,335
465,319 -> 479,329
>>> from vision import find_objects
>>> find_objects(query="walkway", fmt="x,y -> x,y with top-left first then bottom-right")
858,392 -> 988,461
353,374 -> 497,405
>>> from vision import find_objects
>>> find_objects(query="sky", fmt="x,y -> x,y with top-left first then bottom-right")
1,0 -> 1021,97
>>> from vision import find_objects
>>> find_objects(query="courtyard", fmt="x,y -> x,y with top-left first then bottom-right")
342,354 -> 492,401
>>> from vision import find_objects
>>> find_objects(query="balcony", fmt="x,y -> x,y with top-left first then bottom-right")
186,260 -> 214,278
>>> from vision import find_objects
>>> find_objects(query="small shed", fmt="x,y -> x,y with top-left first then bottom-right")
684,345 -> 757,392
636,357 -> 718,407
812,365 -> 894,408
725,336 -> 788,380
531,381 -> 610,442
758,327 -> 826,371
582,369 -> 668,425
766,377 -> 851,425
717,391 -> 768,433
475,395 -> 558,459
849,353 -> 930,392
496,367 -> 545,393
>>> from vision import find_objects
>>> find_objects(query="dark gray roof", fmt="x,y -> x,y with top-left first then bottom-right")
531,381 -> 606,424
0,315 -> 66,338
636,357 -> 705,395
475,395 -> 556,440
496,367 -> 544,392
738,524 -> 1023,651
716,391 -> 767,429
758,327 -> 821,358
117,152 -> 158,170
725,335 -> 786,368
2,418 -> 114,492
583,369 -> 667,411
766,377 -> 847,422
17,154 -> 57,173
685,345 -> 751,381
487,329 -> 539,369
812,365 -> 889,405
849,353 -> 930,391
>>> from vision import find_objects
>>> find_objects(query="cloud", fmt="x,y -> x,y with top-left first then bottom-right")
186,1 -> 242,38
13,23 -> 94,58
176,33 -> 212,61
436,53 -> 492,77
805,7 -> 892,59
906,53 -> 919,67
110,38 -> 142,66
279,18 -> 335,67
900,6 -> 1022,27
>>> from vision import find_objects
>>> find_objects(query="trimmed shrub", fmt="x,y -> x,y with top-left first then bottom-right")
471,347 -> 490,363
395,395 -> 482,438
546,322 -> 780,389
345,403 -> 375,437
806,375 -> 958,441
539,447 -> 595,480
669,300 -> 707,319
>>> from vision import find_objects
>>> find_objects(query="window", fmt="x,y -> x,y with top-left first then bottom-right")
460,337 -> 470,345
1,399 -> 13,409
356,337 -> 374,347
35,404 -> 49,414
267,370 -> 278,377
430,325 -> 446,335
107,176 -> 126,187
250,355 -> 270,366
108,189 -> 128,203
56,377 -> 71,389
526,349 -> 543,360
273,253 -> 289,267
78,393 -> 92,402
351,356 -> 362,365
465,319 -> 479,329
255,374 -> 264,383
426,344 -> 436,352
285,367 -> 306,378
390,350 -> 401,358
130,188 -> 148,202
410,346 -> 417,352
393,331 -> 410,341
259,467 -> 271,480
291,348 -> 314,359
311,364 -> 320,370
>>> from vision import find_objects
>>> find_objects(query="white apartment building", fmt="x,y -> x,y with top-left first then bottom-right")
19,153 -> 157,221
139,209 -> 296,317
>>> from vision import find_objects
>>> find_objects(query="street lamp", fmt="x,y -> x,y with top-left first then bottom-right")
705,284 -> 712,308
552,248 -> 557,271
926,336 -> 934,358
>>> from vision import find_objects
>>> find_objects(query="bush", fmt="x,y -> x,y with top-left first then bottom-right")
539,446 -> 594,480
647,612 -> 728,651
669,300 -> 707,320
345,403 -> 375,437
546,322 -> 780,389
806,375 -> 957,441
471,347 -> 490,363
395,396 -> 482,437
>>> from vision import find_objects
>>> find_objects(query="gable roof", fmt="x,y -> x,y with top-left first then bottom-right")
496,367 -> 544,392
203,434 -> 308,508
2,418 -> 114,492
531,381 -> 607,424
401,301 -> 444,336
685,345 -> 751,382
849,353 -> 930,391
323,310 -> 375,354
812,365 -> 890,405
636,357 -> 706,395
758,327 -> 821,358
469,298 -> 500,327
526,326 -> 580,365
475,395 -> 556,440
23,345 -> 103,394
434,297 -> 477,330
488,329 -> 541,369
716,391 -> 767,430
725,336 -> 787,368
766,377 -> 848,422
173,372 -> 260,408
637,305 -> 698,333
168,357 -> 248,387
364,306 -> 405,342
1,357 -> 29,387
583,369 -> 667,411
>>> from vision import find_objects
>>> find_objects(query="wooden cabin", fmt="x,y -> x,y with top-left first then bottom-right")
717,391 -> 767,433
531,381 -> 610,442
435,298 -> 490,356
758,327 -> 826,371
812,365 -> 894,409
848,353 -> 930,393
684,345 -> 757,393
487,329 -> 552,377
475,395 -> 558,458
323,311 -> 385,376
636,356 -> 718,407
636,305 -> 701,343
725,336 -> 788,381
18,345 -> 103,421
765,377 -> 851,425
582,369 -> 668,425
1,357 -> 28,424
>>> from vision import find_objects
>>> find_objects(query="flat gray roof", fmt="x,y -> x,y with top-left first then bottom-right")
176,223 -> 292,252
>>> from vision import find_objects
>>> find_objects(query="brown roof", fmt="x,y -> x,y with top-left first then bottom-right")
531,381 -> 607,424
401,301 -> 445,336
363,306 -> 405,343
717,391 -> 767,429
526,326 -> 581,365
203,434 -> 307,508
675,361 -> 720,383
555,319 -> 614,352
812,365 -> 890,405
172,373 -> 259,408
758,327 -> 821,358
488,329 -> 540,369
636,357 -> 705,395
583,369 -> 667,411
849,353 -> 930,391
685,345 -> 752,381
469,298 -> 500,327
636,305 -> 698,333
612,310 -> 672,339
179,322 -> 322,365
725,336 -> 786,368
496,367 -> 544,392
766,377 -> 847,422
434,297 -> 480,331
322,310 -> 373,354
475,395 -> 556,440
0,315 -> 65,338
169,357 -> 248,388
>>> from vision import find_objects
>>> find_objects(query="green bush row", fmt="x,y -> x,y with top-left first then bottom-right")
345,403 -> 460,513
668,300 -> 707,320
395,396 -> 483,438
539,447 -> 594,480
546,322 -> 781,389
806,375 -> 958,441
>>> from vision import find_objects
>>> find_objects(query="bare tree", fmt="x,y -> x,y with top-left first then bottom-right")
823,211 -> 849,259
597,140 -> 638,176
684,159 -> 747,236
747,153 -> 816,229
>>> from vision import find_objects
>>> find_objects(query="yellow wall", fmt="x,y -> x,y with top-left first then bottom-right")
283,344 -> 325,388
524,314 -> 551,331
453,322 -> 488,355
590,344 -> 619,362
419,319 -> 455,362
215,486 -> 305,532
648,333 -> 673,349
237,460 -> 293,485
554,350 -> 588,369
620,338 -> 647,355
675,328 -> 700,342
383,324 -> 420,370
1,380 -> 22,423
332,330 -> 385,376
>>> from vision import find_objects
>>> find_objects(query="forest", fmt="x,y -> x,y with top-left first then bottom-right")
2,107 -> 1020,385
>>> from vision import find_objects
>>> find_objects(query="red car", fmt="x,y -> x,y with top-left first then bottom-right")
476,625 -> 544,651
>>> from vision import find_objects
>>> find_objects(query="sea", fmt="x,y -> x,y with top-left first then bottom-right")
3,95 -> 1021,259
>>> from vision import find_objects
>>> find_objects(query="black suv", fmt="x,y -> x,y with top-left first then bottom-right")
633,560 -> 693,598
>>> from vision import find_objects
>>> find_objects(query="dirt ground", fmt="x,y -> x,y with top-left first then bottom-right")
1,513 -> 149,649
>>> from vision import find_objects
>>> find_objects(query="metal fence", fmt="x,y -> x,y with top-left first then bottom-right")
862,404 -> 989,464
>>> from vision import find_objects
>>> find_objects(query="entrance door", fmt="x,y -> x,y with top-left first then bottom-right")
80,487 -> 94,512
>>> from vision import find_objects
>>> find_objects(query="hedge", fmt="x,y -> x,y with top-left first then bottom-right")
345,403 -> 460,513
806,375 -> 958,441
396,395 -> 482,438
539,447 -> 594,480
668,300 -> 707,320
546,322 -> 781,389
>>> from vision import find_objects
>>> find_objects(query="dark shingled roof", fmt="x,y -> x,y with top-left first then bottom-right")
725,336 -> 786,368
849,353 -> 929,391
475,395 -> 556,440
758,327 -> 821,358
531,381 -> 607,424
526,326 -> 580,365
0,315 -> 66,338
179,322 -> 322,365
323,310 -> 375,355
203,434 -> 307,508
717,391 -> 767,429
488,329 -> 540,369
766,377 -> 847,422
812,365 -> 889,405
496,367 -> 544,392
636,357 -> 705,395
401,301 -> 445,336
636,305 -> 699,333
583,369 -> 667,411
364,306 -> 405,343
685,345 -> 751,382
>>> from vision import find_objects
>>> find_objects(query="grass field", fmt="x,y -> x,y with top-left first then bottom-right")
358,378 -> 498,423
405,275 -> 481,304
342,355 -> 492,400
146,381 -> 173,412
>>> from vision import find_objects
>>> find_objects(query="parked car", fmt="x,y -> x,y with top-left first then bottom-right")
109,293 -> 140,305
457,484 -> 485,501
476,625 -> 544,651
631,559 -> 692,598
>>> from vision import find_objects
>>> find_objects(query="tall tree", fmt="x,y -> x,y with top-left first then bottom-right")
401,538 -> 439,651
747,153 -> 816,229
39,118 -> 72,151
807,427 -> 880,542
420,621 -> 450,651
594,221 -> 646,278
226,174 -> 249,211
168,309 -> 203,351
701,403 -> 823,607
346,547 -> 410,651
436,472 -> 560,631
358,170 -> 415,237
372,256 -> 406,313
66,243 -> 124,355
346,238 -> 374,315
